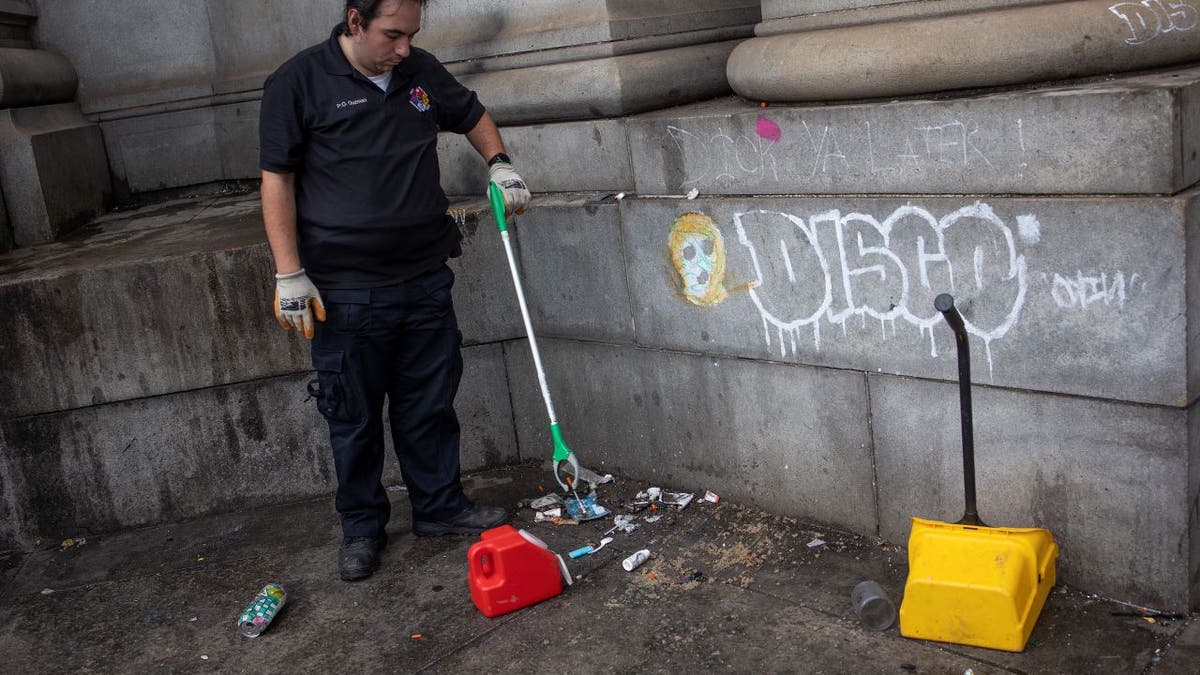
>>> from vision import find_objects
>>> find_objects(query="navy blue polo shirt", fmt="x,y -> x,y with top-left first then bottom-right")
259,27 -> 485,288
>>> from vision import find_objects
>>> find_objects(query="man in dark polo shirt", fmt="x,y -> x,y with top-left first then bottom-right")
259,0 -> 530,581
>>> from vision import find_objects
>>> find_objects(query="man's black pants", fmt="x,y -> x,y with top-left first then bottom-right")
310,265 -> 468,538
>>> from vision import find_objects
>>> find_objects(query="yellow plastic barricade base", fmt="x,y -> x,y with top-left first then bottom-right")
899,516 -> 1058,652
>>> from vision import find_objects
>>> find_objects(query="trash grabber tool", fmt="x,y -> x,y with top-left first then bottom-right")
488,183 -> 582,492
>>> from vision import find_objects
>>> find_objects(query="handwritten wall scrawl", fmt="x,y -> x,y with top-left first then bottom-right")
1110,1 -> 1198,45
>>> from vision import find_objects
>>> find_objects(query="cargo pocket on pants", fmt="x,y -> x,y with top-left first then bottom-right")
310,347 -> 358,423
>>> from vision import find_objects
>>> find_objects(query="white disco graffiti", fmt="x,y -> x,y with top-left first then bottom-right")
729,202 -> 1030,375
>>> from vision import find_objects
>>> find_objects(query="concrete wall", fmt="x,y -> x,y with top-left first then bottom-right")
490,190 -> 1198,610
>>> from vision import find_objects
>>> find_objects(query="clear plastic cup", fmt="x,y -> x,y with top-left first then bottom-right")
851,580 -> 896,631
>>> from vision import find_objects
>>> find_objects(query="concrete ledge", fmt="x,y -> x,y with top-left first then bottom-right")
0,342 -> 518,549
870,373 -> 1191,610
444,25 -> 754,77
505,338 -> 879,534
728,0 -> 1200,102
443,66 -> 1200,198
0,103 -> 110,246
0,47 -> 76,108
631,67 -> 1200,196
0,194 -> 519,419
757,0 -> 1057,37
97,98 -> 260,200
421,0 -> 759,64
618,193 -> 1195,408
458,40 -> 741,125
439,118 -> 634,196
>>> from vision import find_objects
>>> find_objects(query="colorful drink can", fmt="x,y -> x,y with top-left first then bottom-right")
238,583 -> 287,638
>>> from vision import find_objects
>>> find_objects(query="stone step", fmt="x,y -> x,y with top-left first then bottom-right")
0,343 -> 519,550
0,193 -> 521,419
441,65 -> 1200,197
505,337 -> 1195,611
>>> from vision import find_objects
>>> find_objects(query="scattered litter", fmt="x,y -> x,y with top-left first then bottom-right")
622,549 -> 651,572
635,487 -> 694,511
604,515 -> 639,536
622,499 -> 651,512
662,492 -> 693,510
196,556 -> 205,563
385,484 -> 408,492
60,537 -> 87,549
201,655 -> 209,661
552,518 -> 580,526
40,588 -> 54,595
189,617 -> 198,622
568,537 -> 613,559
807,539 -> 826,548
1110,609 -> 1187,620
534,508 -> 563,522
556,463 -> 615,491
238,583 -> 287,638
703,490 -> 720,504
645,515 -> 663,524
411,633 -> 424,640
615,193 -> 626,201
563,491 -> 610,521
686,188 -> 699,200
530,494 -> 564,511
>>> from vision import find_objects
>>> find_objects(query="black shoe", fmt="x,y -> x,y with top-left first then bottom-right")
338,534 -> 387,581
413,504 -> 508,537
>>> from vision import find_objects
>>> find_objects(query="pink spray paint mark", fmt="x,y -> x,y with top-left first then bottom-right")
756,116 -> 782,143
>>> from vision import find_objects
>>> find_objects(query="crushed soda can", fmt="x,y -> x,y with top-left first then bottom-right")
238,583 -> 287,638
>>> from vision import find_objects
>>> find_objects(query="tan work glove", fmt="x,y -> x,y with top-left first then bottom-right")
488,161 -> 531,215
274,269 -> 326,339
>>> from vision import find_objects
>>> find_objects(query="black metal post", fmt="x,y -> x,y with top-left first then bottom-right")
934,293 -> 984,527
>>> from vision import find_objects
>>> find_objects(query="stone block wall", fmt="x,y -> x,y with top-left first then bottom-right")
435,63 -> 1200,611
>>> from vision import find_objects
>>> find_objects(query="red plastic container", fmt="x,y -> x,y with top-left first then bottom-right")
468,525 -> 564,618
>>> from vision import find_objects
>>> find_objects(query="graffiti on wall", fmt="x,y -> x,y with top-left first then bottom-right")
668,213 -> 729,306
1110,1 -> 1198,44
665,115 -> 1027,190
668,203 -> 1146,376
1046,271 -> 1141,310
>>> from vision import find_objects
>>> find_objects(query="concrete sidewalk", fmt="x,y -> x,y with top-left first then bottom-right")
1,464 -> 1195,673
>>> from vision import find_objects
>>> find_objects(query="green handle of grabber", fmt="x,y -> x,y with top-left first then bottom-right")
488,182 -> 508,233
550,423 -> 571,462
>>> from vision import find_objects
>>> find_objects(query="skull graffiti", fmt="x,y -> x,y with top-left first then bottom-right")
669,212 -> 728,306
